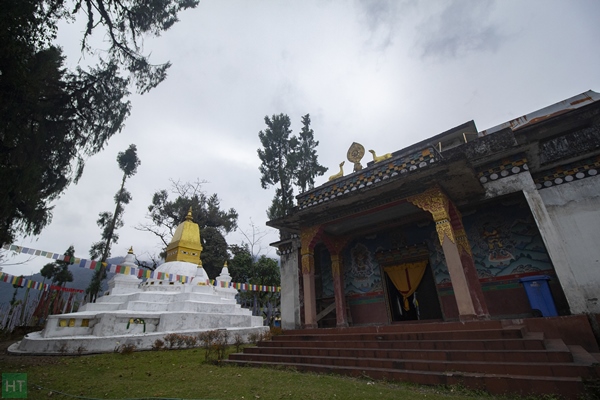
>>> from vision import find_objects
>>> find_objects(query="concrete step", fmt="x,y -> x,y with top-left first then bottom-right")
223,359 -> 585,400
80,302 -> 122,311
243,345 -> 573,363
228,352 -> 595,378
568,345 -> 599,364
260,332 -> 547,351
227,321 -> 600,399
272,327 -> 527,342
285,319 -> 507,335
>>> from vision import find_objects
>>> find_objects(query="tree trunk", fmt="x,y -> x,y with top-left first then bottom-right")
92,173 -> 127,301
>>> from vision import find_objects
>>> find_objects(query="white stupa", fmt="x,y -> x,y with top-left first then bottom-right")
10,209 -> 267,354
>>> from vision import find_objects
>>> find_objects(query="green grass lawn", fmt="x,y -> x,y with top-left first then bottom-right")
0,342 -> 542,400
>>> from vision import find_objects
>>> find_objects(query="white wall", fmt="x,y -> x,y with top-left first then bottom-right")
483,171 -> 589,314
279,240 -> 302,329
539,176 -> 600,313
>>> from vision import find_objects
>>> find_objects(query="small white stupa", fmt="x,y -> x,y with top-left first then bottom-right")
10,209 -> 267,354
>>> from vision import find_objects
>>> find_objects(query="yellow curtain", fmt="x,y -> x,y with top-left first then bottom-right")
384,260 -> 428,311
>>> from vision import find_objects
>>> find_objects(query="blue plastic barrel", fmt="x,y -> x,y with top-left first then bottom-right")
519,275 -> 558,317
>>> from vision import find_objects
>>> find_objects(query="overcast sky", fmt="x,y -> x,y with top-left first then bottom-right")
3,0 -> 600,277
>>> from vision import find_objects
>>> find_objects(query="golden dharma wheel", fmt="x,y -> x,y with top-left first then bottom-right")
347,142 -> 365,163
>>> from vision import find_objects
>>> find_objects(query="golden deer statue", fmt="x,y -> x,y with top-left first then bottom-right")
368,149 -> 392,163
328,161 -> 345,181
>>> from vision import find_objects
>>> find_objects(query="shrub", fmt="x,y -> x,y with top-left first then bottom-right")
164,333 -> 180,349
174,334 -> 186,348
183,335 -> 198,348
214,330 -> 229,362
270,326 -> 283,336
152,339 -> 165,351
233,333 -> 245,353
247,332 -> 260,344
197,330 -> 231,362
260,330 -> 272,342
198,330 -> 218,361
119,343 -> 136,355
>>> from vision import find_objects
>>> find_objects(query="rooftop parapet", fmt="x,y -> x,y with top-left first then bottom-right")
296,146 -> 441,211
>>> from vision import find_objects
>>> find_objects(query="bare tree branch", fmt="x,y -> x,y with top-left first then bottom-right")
135,222 -> 170,247
238,219 -> 271,259
0,249 -> 36,267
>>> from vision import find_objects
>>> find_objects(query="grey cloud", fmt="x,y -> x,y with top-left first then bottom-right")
355,0 -> 412,51
357,0 -> 396,32
417,1 -> 505,59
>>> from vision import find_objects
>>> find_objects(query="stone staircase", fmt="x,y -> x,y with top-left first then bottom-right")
225,320 -> 600,399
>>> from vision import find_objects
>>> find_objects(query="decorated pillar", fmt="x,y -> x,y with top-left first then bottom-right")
323,235 -> 350,327
300,225 -> 321,328
449,204 -> 489,317
408,187 -> 488,320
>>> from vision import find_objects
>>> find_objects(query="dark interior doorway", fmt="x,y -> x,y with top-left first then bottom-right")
384,260 -> 443,322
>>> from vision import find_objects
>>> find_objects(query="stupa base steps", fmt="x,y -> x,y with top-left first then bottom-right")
80,290 -> 237,311
80,300 -> 244,313
9,325 -> 269,355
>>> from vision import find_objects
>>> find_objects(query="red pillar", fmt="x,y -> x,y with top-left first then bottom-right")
301,251 -> 317,328
330,254 -> 348,327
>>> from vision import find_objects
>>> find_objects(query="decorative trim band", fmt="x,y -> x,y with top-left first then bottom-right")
533,154 -> 600,189
297,147 -> 439,210
276,243 -> 294,255
477,154 -> 528,184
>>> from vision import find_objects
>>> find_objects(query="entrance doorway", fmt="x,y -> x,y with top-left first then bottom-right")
384,260 -> 442,322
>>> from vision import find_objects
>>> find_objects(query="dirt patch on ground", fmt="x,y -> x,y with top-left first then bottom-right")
0,338 -> 63,368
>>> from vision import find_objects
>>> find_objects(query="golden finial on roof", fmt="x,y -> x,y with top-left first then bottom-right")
128,246 -> 134,254
347,142 -> 365,172
224,261 -> 228,267
185,207 -> 193,221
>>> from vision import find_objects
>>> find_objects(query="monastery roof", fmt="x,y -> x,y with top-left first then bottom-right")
268,90 -> 600,233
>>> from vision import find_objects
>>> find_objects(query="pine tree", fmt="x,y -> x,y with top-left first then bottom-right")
88,144 -> 140,301
257,113 -> 327,220
294,114 -> 328,193
41,246 -> 75,287
258,114 -> 298,219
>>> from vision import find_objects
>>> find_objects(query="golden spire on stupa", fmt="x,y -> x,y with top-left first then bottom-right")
164,207 -> 203,266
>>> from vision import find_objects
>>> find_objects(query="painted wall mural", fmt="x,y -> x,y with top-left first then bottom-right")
343,241 -> 383,295
331,194 -> 554,291
462,197 -> 554,280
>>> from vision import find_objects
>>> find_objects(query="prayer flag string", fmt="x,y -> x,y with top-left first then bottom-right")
2,244 -> 281,293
